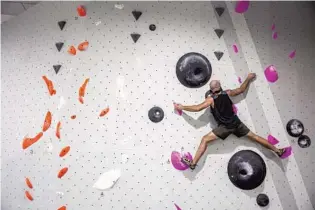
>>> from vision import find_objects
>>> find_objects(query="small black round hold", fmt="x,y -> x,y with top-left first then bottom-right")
256,194 -> 269,207
286,119 -> 304,137
148,107 -> 164,123
149,24 -> 156,31
176,52 -> 212,88
227,150 -> 266,190
298,135 -> 311,148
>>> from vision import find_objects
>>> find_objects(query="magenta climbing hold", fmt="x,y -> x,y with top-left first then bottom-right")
267,135 -> 279,145
271,23 -> 276,31
174,103 -> 183,116
238,76 -> 242,84
264,65 -> 278,83
280,146 -> 292,159
174,203 -> 182,210
272,32 -> 278,40
171,151 -> 192,171
289,50 -> 296,59
232,104 -> 238,114
235,1 -> 250,13
233,44 -> 238,53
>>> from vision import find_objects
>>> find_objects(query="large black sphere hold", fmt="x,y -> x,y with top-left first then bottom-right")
256,194 -> 269,207
149,24 -> 156,31
227,150 -> 266,190
176,52 -> 212,88
148,107 -> 164,123
286,119 -> 304,137
298,135 -> 311,148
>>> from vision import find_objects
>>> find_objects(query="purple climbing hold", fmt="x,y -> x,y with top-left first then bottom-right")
289,50 -> 296,59
271,23 -> 276,31
238,76 -> 242,84
267,135 -> 279,145
233,44 -> 238,53
272,32 -> 278,40
174,203 -> 182,210
171,151 -> 192,171
235,1 -> 250,14
264,65 -> 278,83
280,146 -> 292,159
232,104 -> 238,114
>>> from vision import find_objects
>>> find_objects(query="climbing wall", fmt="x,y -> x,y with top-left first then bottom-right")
243,1 -> 315,207
1,1 -> 311,210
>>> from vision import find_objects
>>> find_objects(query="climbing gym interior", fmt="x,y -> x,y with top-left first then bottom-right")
1,1 -> 315,210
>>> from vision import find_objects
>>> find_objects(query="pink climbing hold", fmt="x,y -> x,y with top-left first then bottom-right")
174,203 -> 182,210
232,104 -> 238,114
174,103 -> 183,116
267,135 -> 279,145
280,146 -> 292,159
237,76 -> 242,84
289,50 -> 296,59
171,151 -> 192,171
264,65 -> 278,83
233,44 -> 238,53
271,23 -> 276,31
272,32 -> 278,40
235,0 -> 250,14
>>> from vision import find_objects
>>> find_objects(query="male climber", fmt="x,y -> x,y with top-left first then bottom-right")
174,73 -> 287,170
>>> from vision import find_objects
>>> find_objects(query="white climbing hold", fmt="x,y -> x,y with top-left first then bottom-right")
121,154 -> 129,163
57,96 -> 66,110
115,3 -> 124,9
93,169 -> 121,190
95,20 -> 102,26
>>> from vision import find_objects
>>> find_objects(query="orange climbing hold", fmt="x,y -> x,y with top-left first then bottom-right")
56,121 -> 61,139
58,167 -> 68,178
42,76 -> 56,96
77,5 -> 86,17
78,96 -> 84,104
42,111 -> 52,132
25,191 -> 33,201
78,41 -> 89,51
71,115 -> 76,119
59,146 -> 70,157
68,46 -> 76,55
25,178 -> 33,189
99,107 -> 110,117
79,78 -> 89,97
22,132 -> 44,149
58,206 -> 67,210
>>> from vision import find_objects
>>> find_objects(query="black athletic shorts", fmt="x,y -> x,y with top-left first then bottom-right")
213,122 -> 250,140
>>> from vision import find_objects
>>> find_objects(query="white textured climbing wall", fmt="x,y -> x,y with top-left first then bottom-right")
1,1 -> 313,210
243,1 -> 315,208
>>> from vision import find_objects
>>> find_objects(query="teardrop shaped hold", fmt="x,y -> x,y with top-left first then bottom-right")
214,51 -> 224,61
132,10 -> 142,21
214,29 -> 224,38
58,21 -> 66,30
53,65 -> 61,74
55,42 -> 64,52
130,33 -> 141,43
215,7 -> 225,17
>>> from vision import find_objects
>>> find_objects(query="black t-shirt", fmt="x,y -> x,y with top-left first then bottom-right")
209,91 -> 240,128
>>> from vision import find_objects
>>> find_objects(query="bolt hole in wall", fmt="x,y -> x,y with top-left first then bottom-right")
1,1 -> 314,210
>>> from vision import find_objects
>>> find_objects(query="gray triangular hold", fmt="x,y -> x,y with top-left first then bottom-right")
132,11 -> 142,21
214,51 -> 224,61
215,7 -> 225,17
53,65 -> 61,74
130,33 -> 141,43
55,42 -> 64,52
58,21 -> 66,30
214,29 -> 224,38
